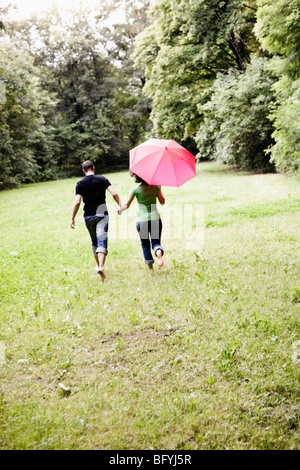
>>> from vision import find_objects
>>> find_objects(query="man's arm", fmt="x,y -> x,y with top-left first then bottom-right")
107,185 -> 122,208
70,194 -> 82,228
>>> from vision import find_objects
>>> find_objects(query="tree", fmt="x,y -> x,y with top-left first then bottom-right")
255,0 -> 300,172
101,0 -> 153,148
0,42 -> 57,188
4,1 -> 153,175
20,8 -> 120,172
133,0 -> 259,140
195,57 -> 276,171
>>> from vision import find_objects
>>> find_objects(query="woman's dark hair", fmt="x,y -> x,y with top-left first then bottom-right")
131,173 -> 148,185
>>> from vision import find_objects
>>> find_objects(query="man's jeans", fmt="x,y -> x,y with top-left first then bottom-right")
136,218 -> 164,265
84,215 -> 109,254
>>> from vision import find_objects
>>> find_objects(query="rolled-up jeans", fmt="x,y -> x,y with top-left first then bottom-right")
136,218 -> 164,265
84,214 -> 109,254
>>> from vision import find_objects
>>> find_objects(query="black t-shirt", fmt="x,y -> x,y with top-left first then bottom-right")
75,175 -> 111,216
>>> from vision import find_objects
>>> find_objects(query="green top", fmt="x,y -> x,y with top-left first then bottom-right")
131,184 -> 160,222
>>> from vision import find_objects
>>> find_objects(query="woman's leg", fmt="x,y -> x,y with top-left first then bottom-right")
136,221 -> 154,268
151,219 -> 164,268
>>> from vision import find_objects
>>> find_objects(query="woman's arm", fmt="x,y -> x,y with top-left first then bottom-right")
157,187 -> 165,205
118,194 -> 135,215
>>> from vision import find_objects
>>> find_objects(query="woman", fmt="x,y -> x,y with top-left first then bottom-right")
118,173 -> 165,270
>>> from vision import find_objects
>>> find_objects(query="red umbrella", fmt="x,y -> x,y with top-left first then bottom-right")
129,138 -> 196,187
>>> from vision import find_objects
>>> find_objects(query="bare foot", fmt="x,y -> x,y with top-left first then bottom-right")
156,250 -> 164,269
97,267 -> 106,282
157,258 -> 164,269
148,263 -> 154,272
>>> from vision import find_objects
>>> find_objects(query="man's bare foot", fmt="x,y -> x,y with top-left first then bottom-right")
148,263 -> 154,272
97,267 -> 106,282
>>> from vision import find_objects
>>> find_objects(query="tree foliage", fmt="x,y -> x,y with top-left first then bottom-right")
16,4 -> 150,173
195,57 -> 276,171
0,0 -> 299,188
0,42 -> 57,188
255,0 -> 300,172
0,1 -> 152,188
133,0 -> 300,173
134,0 -> 259,140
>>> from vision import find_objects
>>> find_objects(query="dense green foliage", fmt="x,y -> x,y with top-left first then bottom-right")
134,0 -> 300,172
0,0 -> 299,188
0,1 -> 151,188
134,0 -> 259,139
255,0 -> 300,172
195,57 -> 276,171
0,42 -> 58,188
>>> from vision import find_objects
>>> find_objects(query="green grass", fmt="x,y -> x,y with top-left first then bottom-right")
0,162 -> 299,450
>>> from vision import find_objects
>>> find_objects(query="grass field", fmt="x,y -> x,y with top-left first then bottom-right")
0,162 -> 299,450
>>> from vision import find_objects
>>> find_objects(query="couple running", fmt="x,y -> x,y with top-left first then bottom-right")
70,160 -> 165,281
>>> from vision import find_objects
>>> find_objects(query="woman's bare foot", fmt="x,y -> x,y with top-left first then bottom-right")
156,250 -> 164,269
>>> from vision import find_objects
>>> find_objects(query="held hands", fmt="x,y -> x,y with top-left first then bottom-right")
118,205 -> 126,215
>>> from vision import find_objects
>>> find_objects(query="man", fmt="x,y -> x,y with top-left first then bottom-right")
70,160 -> 121,281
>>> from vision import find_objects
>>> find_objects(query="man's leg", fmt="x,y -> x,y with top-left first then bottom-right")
85,216 -> 99,270
96,216 -> 109,282
94,252 -> 99,267
97,252 -> 106,282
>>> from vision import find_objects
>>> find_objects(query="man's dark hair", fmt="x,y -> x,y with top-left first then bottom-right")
82,160 -> 95,172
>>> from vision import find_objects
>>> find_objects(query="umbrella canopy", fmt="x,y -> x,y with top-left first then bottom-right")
129,138 -> 196,187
